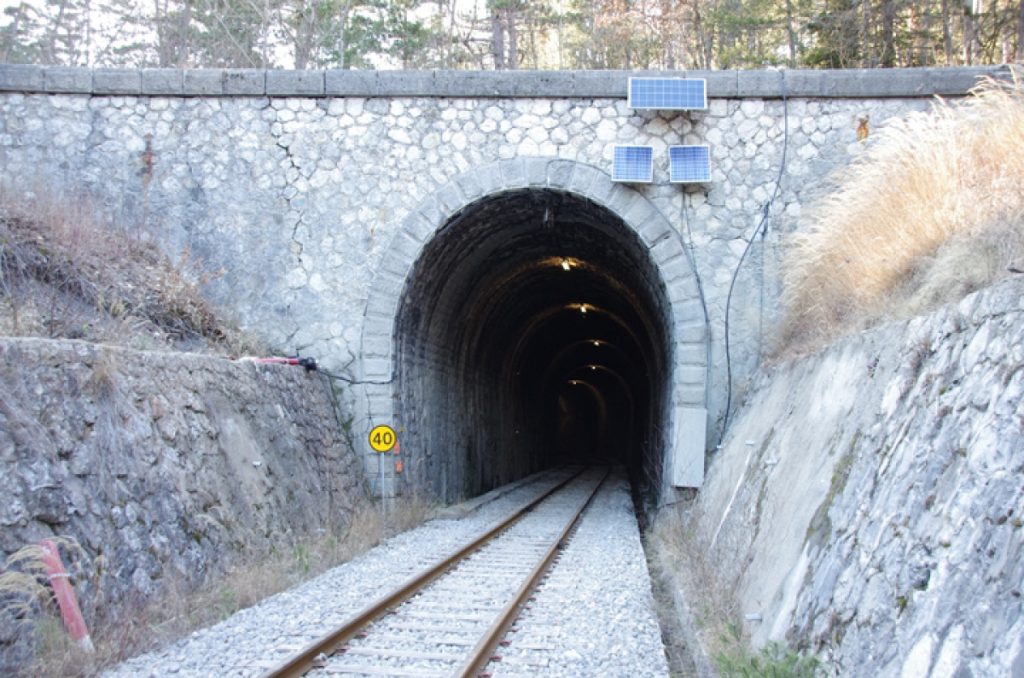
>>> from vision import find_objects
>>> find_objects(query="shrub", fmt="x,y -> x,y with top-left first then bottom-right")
779,73 -> 1024,354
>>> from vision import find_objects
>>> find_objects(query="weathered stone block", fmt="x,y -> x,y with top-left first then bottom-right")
403,213 -> 436,244
651,234 -> 687,265
566,163 -> 602,196
361,334 -> 391,361
499,157 -> 528,188
737,69 -> 785,98
43,67 -> 91,93
675,386 -> 707,408
392,230 -> 423,263
475,163 -> 505,195
377,71 -> 434,97
0,64 -> 43,92
546,159 -> 576,188
676,323 -> 707,344
93,68 -> 142,95
142,69 -> 183,95
675,343 -> 707,365
365,294 -> 399,320
676,365 -> 706,386
362,357 -> 391,379
222,69 -> 265,95
433,70 -> 497,97
929,65 -> 1002,95
325,70 -> 378,96
183,69 -> 225,95
571,70 -> 624,98
266,70 -> 324,96
702,70 -> 740,99
523,157 -> 549,186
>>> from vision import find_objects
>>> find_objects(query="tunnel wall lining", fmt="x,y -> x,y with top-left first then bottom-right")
359,157 -> 707,496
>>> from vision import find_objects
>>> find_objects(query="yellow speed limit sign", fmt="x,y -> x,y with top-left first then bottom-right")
368,425 -> 397,453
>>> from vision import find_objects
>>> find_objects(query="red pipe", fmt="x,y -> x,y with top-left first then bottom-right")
38,540 -> 94,652
246,357 -> 301,365
234,356 -> 318,371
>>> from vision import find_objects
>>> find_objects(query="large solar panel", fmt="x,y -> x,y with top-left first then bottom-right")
629,78 -> 707,110
669,145 -> 711,183
611,145 -> 654,183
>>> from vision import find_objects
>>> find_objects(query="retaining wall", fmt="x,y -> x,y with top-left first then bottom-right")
0,338 -> 368,673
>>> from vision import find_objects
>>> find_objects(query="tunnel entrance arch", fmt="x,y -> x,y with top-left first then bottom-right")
359,158 -> 707,502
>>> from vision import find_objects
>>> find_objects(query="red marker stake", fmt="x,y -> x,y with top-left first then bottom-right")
39,540 -> 94,653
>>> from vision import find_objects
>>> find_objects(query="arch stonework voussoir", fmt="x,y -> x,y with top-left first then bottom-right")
358,157 -> 708,496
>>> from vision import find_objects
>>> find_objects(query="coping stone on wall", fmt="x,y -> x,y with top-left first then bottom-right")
44,67 -> 92,93
223,69 -> 266,95
183,69 -> 226,95
142,69 -> 183,95
433,71 -> 502,97
377,70 -> 436,97
570,70 -> 625,98
325,69 -> 377,96
92,68 -> 142,95
0,64 -> 43,91
266,69 -> 324,96
702,70 -> 740,98
0,65 -> 1013,99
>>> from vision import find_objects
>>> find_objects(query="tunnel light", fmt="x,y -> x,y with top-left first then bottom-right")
561,258 -> 572,272
579,304 -> 588,315
589,365 -> 597,371
592,340 -> 601,347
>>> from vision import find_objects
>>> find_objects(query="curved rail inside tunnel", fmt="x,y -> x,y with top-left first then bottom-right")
393,187 -> 673,503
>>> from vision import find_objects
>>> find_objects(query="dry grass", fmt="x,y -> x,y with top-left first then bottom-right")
0,181 -> 265,355
647,507 -> 821,676
779,73 -> 1024,355
646,505 -> 741,662
0,538 -> 86,625
18,496 -> 433,677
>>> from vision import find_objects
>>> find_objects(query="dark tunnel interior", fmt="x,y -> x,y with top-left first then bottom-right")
395,189 -> 672,503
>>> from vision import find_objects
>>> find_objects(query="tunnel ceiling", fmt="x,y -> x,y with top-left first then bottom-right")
395,189 -> 672,502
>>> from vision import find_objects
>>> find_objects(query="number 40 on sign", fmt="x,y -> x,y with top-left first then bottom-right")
369,425 -> 397,453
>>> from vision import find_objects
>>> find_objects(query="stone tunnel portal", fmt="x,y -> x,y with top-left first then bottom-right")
395,189 -> 672,503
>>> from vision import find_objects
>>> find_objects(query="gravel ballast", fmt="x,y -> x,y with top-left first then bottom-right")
103,467 -> 668,677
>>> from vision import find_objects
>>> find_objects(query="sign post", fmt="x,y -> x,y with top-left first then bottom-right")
369,425 -> 398,529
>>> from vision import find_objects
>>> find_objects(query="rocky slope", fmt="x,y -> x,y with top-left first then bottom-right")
680,276 -> 1023,675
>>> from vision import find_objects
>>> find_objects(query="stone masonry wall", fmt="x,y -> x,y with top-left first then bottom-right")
0,66 -> 1010,488
683,277 -> 1023,675
0,66 -> 1007,497
0,338 -> 368,673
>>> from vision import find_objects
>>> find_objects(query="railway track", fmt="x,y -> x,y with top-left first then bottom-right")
262,466 -> 610,678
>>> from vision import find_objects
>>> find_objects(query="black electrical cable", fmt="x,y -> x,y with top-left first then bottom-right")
721,69 -> 789,435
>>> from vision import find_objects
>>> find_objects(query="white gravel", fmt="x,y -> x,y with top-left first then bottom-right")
488,470 -> 670,677
103,466 -> 668,677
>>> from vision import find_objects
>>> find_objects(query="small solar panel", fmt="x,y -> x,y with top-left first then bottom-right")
612,145 -> 654,183
628,78 -> 707,110
669,145 -> 711,183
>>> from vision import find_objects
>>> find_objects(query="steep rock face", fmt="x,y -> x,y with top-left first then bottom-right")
688,278 -> 1023,675
0,339 -> 368,672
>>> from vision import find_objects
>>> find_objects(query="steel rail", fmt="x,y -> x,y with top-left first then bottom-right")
455,466 -> 610,678
261,467 -> 588,678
